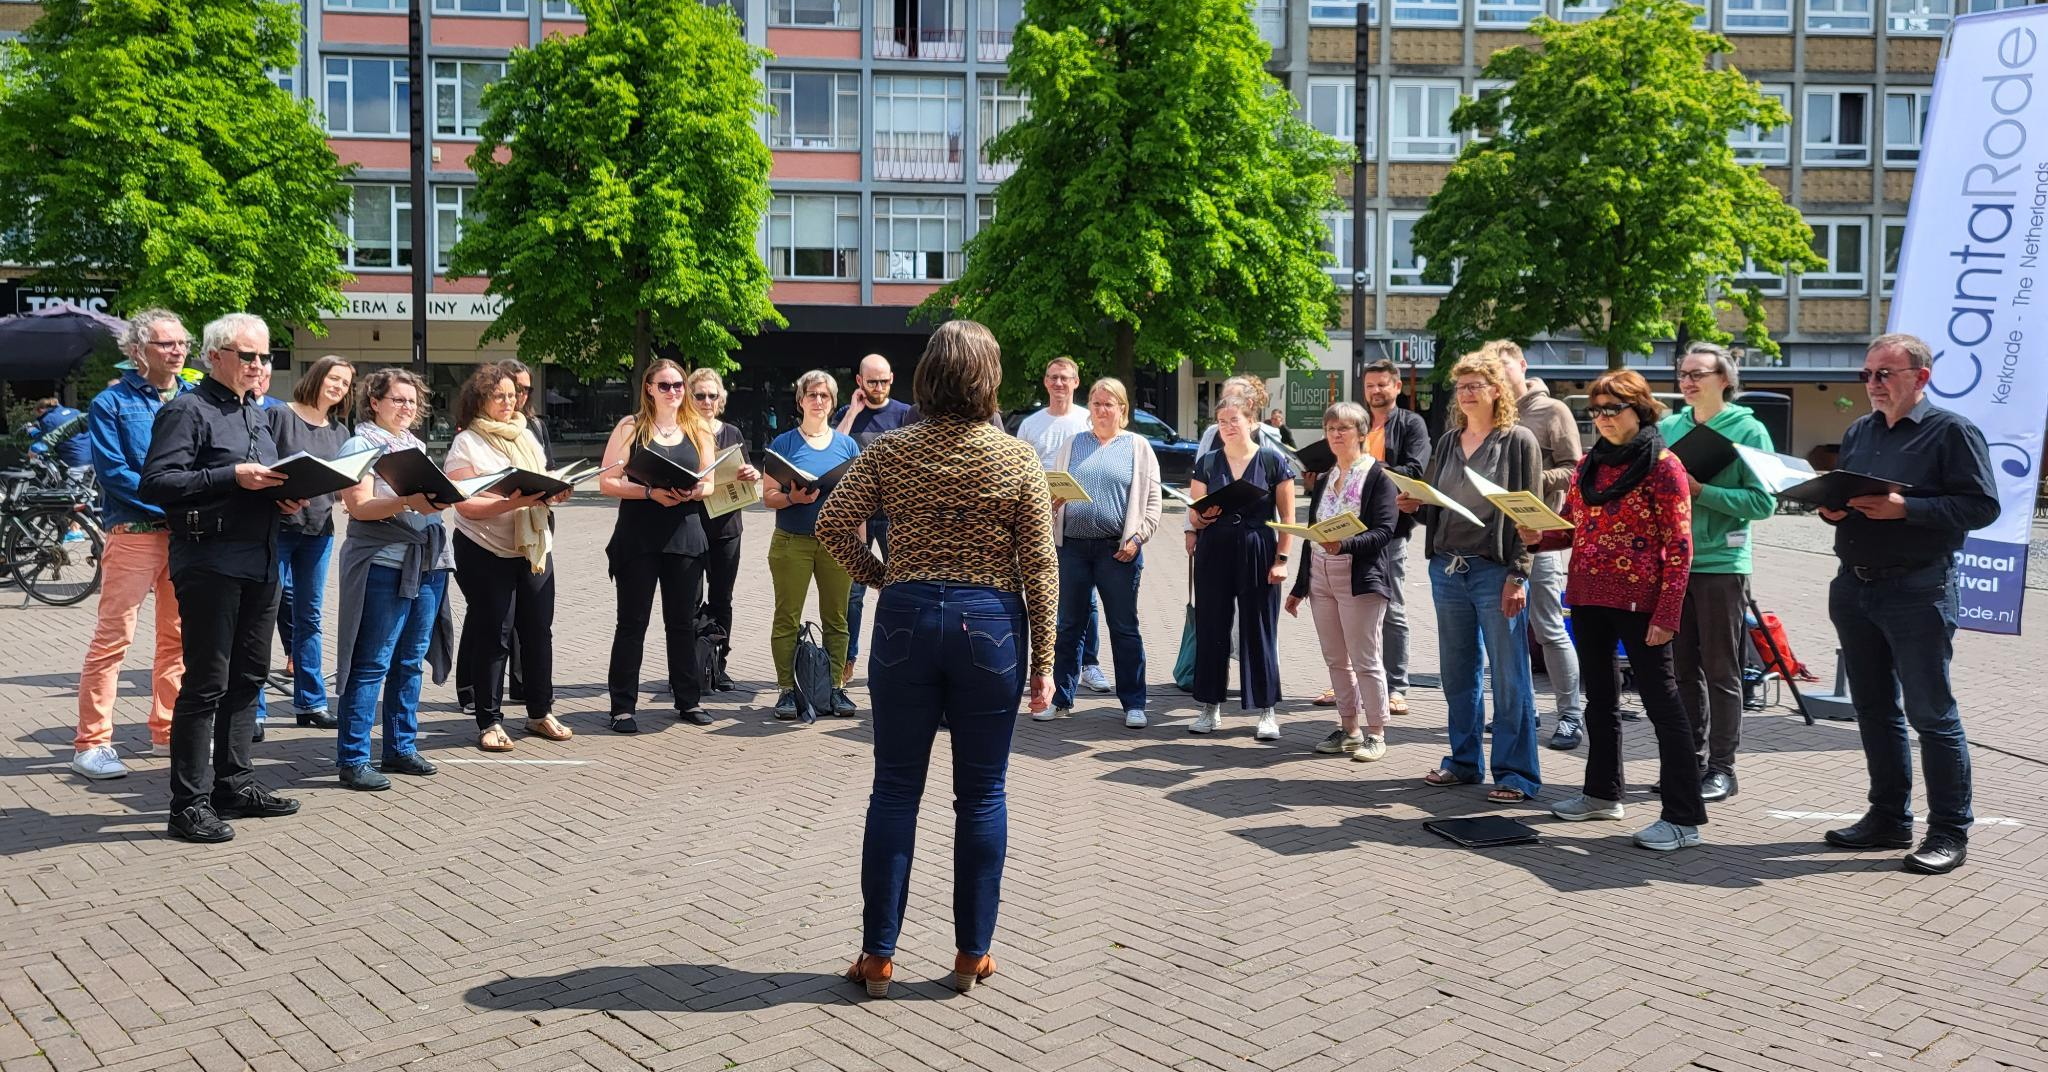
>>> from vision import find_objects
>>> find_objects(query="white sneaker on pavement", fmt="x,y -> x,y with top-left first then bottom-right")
1351,734 -> 1387,762
1254,709 -> 1280,741
1124,709 -> 1147,728
1550,794 -> 1626,822
70,745 -> 128,780
1032,706 -> 1071,722
1080,665 -> 1111,693
1189,704 -> 1222,734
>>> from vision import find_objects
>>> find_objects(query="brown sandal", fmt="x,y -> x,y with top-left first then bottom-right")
1423,768 -> 1468,787
478,725 -> 514,752
846,953 -> 893,998
1487,787 -> 1529,803
525,716 -> 573,742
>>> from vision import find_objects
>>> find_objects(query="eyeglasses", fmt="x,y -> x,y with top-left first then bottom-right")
803,391 -> 834,401
1453,383 -> 1489,397
1856,367 -> 1914,385
1676,369 -> 1720,383
652,381 -> 687,393
222,349 -> 271,364
1586,403 -> 1629,419
382,397 -> 420,409
692,392 -> 720,402
514,384 -> 532,395
145,339 -> 191,351
864,377 -> 893,387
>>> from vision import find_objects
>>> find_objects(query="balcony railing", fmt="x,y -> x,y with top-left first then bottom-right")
977,154 -> 1017,183
977,28 -> 1013,61
874,139 -> 964,181
873,26 -> 967,60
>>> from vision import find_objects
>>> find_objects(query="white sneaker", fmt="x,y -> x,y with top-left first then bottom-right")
1550,793 -> 1626,822
70,745 -> 128,780
1031,706 -> 1071,722
1254,709 -> 1280,741
1124,709 -> 1147,729
1080,665 -> 1111,693
1314,729 -> 1363,755
1189,704 -> 1222,734
1351,734 -> 1387,762
1633,819 -> 1703,851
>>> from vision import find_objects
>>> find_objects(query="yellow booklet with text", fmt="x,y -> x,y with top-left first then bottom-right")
1385,471 -> 1485,529
704,449 -> 761,519
1464,468 -> 1573,531
1266,513 -> 1368,542
1044,471 -> 1092,502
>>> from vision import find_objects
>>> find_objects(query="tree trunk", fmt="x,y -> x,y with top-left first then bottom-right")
1114,320 -> 1136,385
633,307 -> 652,384
1606,338 -> 1625,370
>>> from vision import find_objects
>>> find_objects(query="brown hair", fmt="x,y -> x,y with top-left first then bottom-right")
913,320 -> 1003,420
627,359 -> 715,465
1479,339 -> 1524,365
357,368 -> 428,432
453,363 -> 516,431
1586,368 -> 1666,426
496,358 -> 538,416
293,355 -> 355,420
1446,352 -> 1517,431
1360,359 -> 1399,380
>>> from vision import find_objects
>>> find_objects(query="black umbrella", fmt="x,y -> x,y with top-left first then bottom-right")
0,303 -> 127,381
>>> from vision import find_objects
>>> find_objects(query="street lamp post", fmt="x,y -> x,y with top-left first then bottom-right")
408,0 -> 429,378
1350,0 -> 1373,399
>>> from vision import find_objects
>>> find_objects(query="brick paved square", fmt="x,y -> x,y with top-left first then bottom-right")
2,502 -> 2043,1071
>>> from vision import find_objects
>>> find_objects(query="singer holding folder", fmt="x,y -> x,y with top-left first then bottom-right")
598,359 -> 719,731
268,355 -> 354,730
1186,392 -> 1297,740
764,370 -> 862,721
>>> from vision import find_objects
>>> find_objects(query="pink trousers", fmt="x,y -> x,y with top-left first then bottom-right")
74,532 -> 182,751
1309,560 -> 1390,732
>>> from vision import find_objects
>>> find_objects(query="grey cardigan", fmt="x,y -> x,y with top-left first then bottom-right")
1417,424 -> 1543,577
333,511 -> 455,689
1049,429 -> 1163,548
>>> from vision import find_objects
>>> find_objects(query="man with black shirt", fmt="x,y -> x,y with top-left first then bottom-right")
1360,361 -> 1430,716
833,354 -> 913,693
1818,332 -> 1999,876
142,313 -> 307,844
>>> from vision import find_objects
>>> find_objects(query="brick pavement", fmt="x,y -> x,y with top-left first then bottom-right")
1,502 -> 2044,1072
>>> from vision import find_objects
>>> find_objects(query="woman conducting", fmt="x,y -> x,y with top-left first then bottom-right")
597,359 -> 718,730
1186,392 -> 1297,740
817,320 -> 1056,1000
1284,402 -> 1400,762
445,364 -> 572,752
1399,352 -> 1544,804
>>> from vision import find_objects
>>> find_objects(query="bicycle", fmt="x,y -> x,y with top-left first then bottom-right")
0,456 -> 105,606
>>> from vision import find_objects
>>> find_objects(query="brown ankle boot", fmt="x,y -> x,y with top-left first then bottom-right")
846,953 -> 893,998
953,952 -> 995,993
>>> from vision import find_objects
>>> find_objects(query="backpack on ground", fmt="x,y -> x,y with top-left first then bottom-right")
695,609 -> 729,692
792,621 -> 833,724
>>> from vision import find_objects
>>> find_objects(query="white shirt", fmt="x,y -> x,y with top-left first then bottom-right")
1016,406 -> 1092,469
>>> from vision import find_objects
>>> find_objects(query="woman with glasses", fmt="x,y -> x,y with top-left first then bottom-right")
445,364 -> 571,752
330,369 -> 453,791
597,360 -> 719,731
1399,352 -> 1544,804
1186,391 -> 1297,740
688,367 -> 762,690
1526,370 -> 1700,851
269,355 -> 353,731
765,371 -> 862,720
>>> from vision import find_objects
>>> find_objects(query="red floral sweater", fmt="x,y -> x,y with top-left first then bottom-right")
1534,450 -> 1694,632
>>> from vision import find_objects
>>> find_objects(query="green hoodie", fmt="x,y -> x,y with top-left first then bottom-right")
1657,402 -> 1776,574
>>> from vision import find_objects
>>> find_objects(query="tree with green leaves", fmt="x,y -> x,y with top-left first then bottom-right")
1413,0 -> 1821,369
0,0 -> 351,331
448,0 -> 781,380
916,0 -> 1350,387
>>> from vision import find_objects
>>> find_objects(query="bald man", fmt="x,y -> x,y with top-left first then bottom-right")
833,354 -> 916,685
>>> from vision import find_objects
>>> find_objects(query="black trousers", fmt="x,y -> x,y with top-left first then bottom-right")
1572,603 -> 1707,826
704,534 -> 743,655
609,550 -> 706,714
1191,530 -> 1281,710
452,532 -> 555,728
168,569 -> 278,813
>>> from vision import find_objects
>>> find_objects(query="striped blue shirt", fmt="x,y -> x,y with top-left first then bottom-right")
1061,431 -> 1134,539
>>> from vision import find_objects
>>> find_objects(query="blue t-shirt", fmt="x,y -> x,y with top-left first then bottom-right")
768,428 -> 861,536
831,399 -> 914,451
1062,431 -> 1135,540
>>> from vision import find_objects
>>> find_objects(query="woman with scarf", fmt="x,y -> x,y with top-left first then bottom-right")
445,364 -> 572,753
597,359 -> 719,731
1521,369 -> 1700,851
330,369 -> 454,790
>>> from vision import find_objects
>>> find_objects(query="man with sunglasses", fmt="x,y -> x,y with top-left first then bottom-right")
833,354 -> 914,689
141,314 -> 308,844
1818,332 -> 1998,876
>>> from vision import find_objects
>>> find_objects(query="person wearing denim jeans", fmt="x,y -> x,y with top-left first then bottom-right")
1819,334 -> 2000,876
269,355 -> 354,729
1430,556 -> 1542,799
1050,539 -> 1142,715
335,568 -> 447,783
816,320 -> 1057,999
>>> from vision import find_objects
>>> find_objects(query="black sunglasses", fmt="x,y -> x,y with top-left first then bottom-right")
222,349 -> 271,364
1856,367 -> 1915,385
652,381 -> 687,393
692,392 -> 720,401
1586,403 -> 1629,419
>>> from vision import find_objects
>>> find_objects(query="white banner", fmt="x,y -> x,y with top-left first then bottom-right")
321,293 -> 508,322
1888,6 -> 2048,635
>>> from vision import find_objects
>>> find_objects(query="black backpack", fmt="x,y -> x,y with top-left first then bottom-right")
695,609 -> 728,693
791,621 -> 833,724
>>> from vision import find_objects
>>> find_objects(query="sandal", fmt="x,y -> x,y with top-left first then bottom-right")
1486,787 -> 1530,803
478,725 -> 514,752
1312,689 -> 1337,707
525,716 -> 573,742
846,953 -> 893,999
1388,692 -> 1409,716
1422,768 -> 1469,787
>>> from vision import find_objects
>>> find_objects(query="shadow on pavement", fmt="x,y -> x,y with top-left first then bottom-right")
465,963 -> 955,1012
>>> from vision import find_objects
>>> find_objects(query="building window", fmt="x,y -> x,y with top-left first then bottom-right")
978,0 -> 1023,60
433,60 -> 504,139
339,185 -> 412,270
977,195 -> 996,233
267,67 -> 297,97
433,0 -> 526,14
977,77 -> 1030,182
876,0 -> 967,60
1731,84 -> 1791,165
1472,80 -> 1513,140
771,0 -> 856,26
1307,78 -> 1373,157
1805,0 -> 1873,32
1558,0 -> 1616,20
1389,81 -> 1459,160
1885,0 -> 1948,32
1393,0 -> 1460,25
1881,218 -> 1905,295
1803,217 -> 1867,295
767,71 -> 860,150
324,0 -> 403,10
874,196 -> 964,281
1802,87 -> 1869,166
433,186 -> 470,273
1960,0 -> 2026,11
324,57 -> 410,137
1310,0 -> 1377,21
768,194 -> 859,280
1323,210 -> 1374,284
1386,213 -> 1440,291
1883,90 -> 1930,165
1478,0 -> 1543,25
873,75 -> 965,182
542,0 -> 583,15
1734,256 -> 1786,296
1724,0 -> 1792,31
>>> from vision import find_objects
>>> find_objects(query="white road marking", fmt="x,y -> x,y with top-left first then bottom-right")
431,758 -> 594,766
1767,810 -> 2022,827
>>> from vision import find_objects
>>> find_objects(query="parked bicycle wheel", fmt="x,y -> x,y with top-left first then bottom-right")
4,507 -> 103,606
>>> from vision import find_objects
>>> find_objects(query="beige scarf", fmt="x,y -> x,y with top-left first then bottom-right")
467,413 -> 550,573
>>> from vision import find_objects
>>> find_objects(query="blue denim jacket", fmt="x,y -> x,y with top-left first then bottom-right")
89,370 -> 194,526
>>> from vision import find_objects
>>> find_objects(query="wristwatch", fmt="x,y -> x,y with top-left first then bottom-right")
1507,573 -> 1528,587
1276,552 -> 1291,562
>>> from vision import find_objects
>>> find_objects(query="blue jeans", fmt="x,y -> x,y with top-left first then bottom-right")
336,567 -> 447,770
864,581 -> 1025,959
1429,554 -> 1542,798
275,530 -> 334,715
1829,565 -> 1973,839
1053,539 -> 1145,710
846,520 -> 889,667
